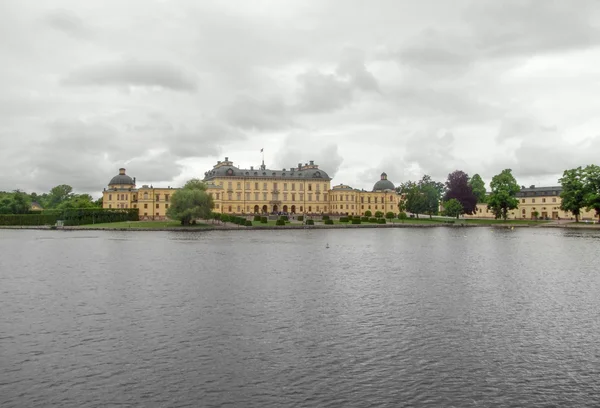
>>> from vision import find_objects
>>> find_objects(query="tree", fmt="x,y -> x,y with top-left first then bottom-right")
419,175 -> 444,219
469,174 -> 487,203
0,190 -> 31,214
487,169 -> 520,220
398,181 -> 425,218
364,210 -> 372,217
47,185 -> 74,208
166,180 -> 214,225
559,167 -> 586,222
444,170 -> 478,216
443,198 -> 463,219
583,164 -> 600,221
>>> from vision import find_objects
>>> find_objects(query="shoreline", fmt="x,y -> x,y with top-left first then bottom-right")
2,222 -> 600,232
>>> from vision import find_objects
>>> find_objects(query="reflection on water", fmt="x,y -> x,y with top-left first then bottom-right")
1,227 -> 599,407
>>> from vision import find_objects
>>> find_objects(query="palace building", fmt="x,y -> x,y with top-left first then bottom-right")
102,157 -> 401,219
466,185 -> 598,220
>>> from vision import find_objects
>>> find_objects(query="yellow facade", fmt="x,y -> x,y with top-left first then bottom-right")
102,159 -> 402,219
466,186 -> 598,220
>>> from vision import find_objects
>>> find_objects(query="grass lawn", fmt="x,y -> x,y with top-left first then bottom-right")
79,220 -> 212,229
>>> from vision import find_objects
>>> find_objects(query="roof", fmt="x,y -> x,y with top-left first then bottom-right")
372,179 -> 395,191
516,186 -> 562,197
109,174 -> 135,186
203,164 -> 331,181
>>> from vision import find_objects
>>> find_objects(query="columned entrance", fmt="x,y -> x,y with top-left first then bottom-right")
283,205 -> 288,213
254,205 -> 259,213
272,205 -> 278,213
262,205 -> 268,213
291,205 -> 296,214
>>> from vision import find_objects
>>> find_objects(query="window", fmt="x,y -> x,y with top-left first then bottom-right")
308,184 -> 312,191
284,183 -> 288,191
144,212 -> 147,216
542,198 -> 546,203
522,199 -> 525,203
245,182 -> 250,189
245,192 -> 250,200
109,194 -> 112,200
108,204 -> 112,208
236,192 -> 241,200
237,182 -> 241,189
156,212 -> 159,216
368,197 -> 371,203
308,194 -> 312,201
375,197 -> 378,204
300,194 -> 304,201
316,195 -> 319,202
216,193 -> 220,200
133,204 -> 137,208
263,183 -> 267,190
228,193 -> 232,200
156,203 -> 159,209
228,206 -> 232,212
361,197 -> 364,203
156,194 -> 160,201
292,183 -> 296,191
144,192 -> 148,199
263,193 -> 267,200
254,192 -> 259,200
532,198 -> 535,203
309,206 -> 312,212
292,193 -> 296,201
255,183 -> 259,190
165,194 -> 169,202
300,184 -> 304,191
144,204 -> 148,209
316,184 -> 320,191
237,205 -> 241,212
284,193 -> 288,201
228,181 -> 232,189
552,198 -> 557,202
165,204 -> 169,209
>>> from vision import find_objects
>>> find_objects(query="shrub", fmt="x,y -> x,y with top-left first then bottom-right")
324,219 -> 334,225
364,210 -> 372,217
398,212 -> 408,220
297,215 -> 304,222
368,217 -> 377,223
306,219 -> 314,225
0,208 -> 138,226
351,219 -> 361,224
378,218 -> 386,224
276,219 -> 285,226
339,217 -> 349,222
361,216 -> 368,222
220,214 -> 230,222
279,215 -> 289,221
322,215 -> 330,220
245,220 -> 253,226
375,211 -> 384,218
385,212 -> 395,219
260,217 -> 268,223
253,215 -> 261,221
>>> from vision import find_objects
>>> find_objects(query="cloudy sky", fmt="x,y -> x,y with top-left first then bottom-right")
2,0 -> 600,197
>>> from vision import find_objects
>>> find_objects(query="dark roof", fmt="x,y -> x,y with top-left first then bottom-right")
203,165 -> 331,181
109,174 -> 135,186
372,179 -> 395,191
516,186 -> 562,197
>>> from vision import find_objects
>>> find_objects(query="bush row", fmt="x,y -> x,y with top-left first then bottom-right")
0,209 -> 138,226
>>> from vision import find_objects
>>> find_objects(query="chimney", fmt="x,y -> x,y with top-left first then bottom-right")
217,160 -> 221,164
309,160 -> 314,166
119,168 -> 126,175
250,166 -> 254,170
133,177 -> 136,184
225,157 -> 229,161
298,162 -> 302,169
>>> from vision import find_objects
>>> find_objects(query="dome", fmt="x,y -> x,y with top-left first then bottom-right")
109,168 -> 135,186
372,172 -> 395,191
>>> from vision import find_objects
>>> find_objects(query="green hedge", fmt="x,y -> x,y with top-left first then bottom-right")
385,212 -> 395,219
253,215 -> 261,221
378,218 -> 386,224
368,217 -> 377,223
260,217 -> 268,223
351,219 -> 361,224
398,212 -> 408,220
276,219 -> 286,226
279,215 -> 289,221
322,215 -> 330,220
306,219 -> 314,225
245,220 -> 253,226
324,219 -> 334,225
375,211 -> 384,218
0,208 -> 138,226
339,217 -> 349,222
361,216 -> 368,222
297,215 -> 304,221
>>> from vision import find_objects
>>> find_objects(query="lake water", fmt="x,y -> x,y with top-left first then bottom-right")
1,227 -> 599,407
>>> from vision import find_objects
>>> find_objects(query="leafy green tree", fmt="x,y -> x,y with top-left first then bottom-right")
487,169 -> 520,220
385,211 -> 395,219
56,194 -> 97,210
559,167 -> 586,222
419,175 -> 444,219
443,198 -> 463,219
0,190 -> 31,214
398,181 -> 425,218
166,180 -> 213,225
364,210 -> 372,217
46,185 -> 74,208
469,174 -> 487,203
444,170 -> 478,216
374,211 -> 383,218
583,164 -> 600,221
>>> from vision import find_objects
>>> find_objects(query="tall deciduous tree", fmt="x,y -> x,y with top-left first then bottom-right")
487,169 -> 520,220
583,164 -> 600,221
47,184 -> 74,208
166,180 -> 214,225
419,175 -> 444,219
469,174 -> 487,203
444,170 -> 478,216
397,181 -> 425,218
559,167 -> 586,222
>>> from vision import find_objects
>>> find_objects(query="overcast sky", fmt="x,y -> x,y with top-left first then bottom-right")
2,0 -> 600,196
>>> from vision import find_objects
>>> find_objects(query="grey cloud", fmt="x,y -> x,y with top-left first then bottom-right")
217,96 -> 292,131
124,154 -> 184,186
272,132 -> 344,178
404,130 -> 469,181
168,119 -> 246,159
42,9 -> 90,38
296,71 -> 353,113
336,47 -> 380,92
62,59 -> 198,91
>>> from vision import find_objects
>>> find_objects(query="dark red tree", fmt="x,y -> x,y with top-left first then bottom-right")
444,170 -> 478,215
